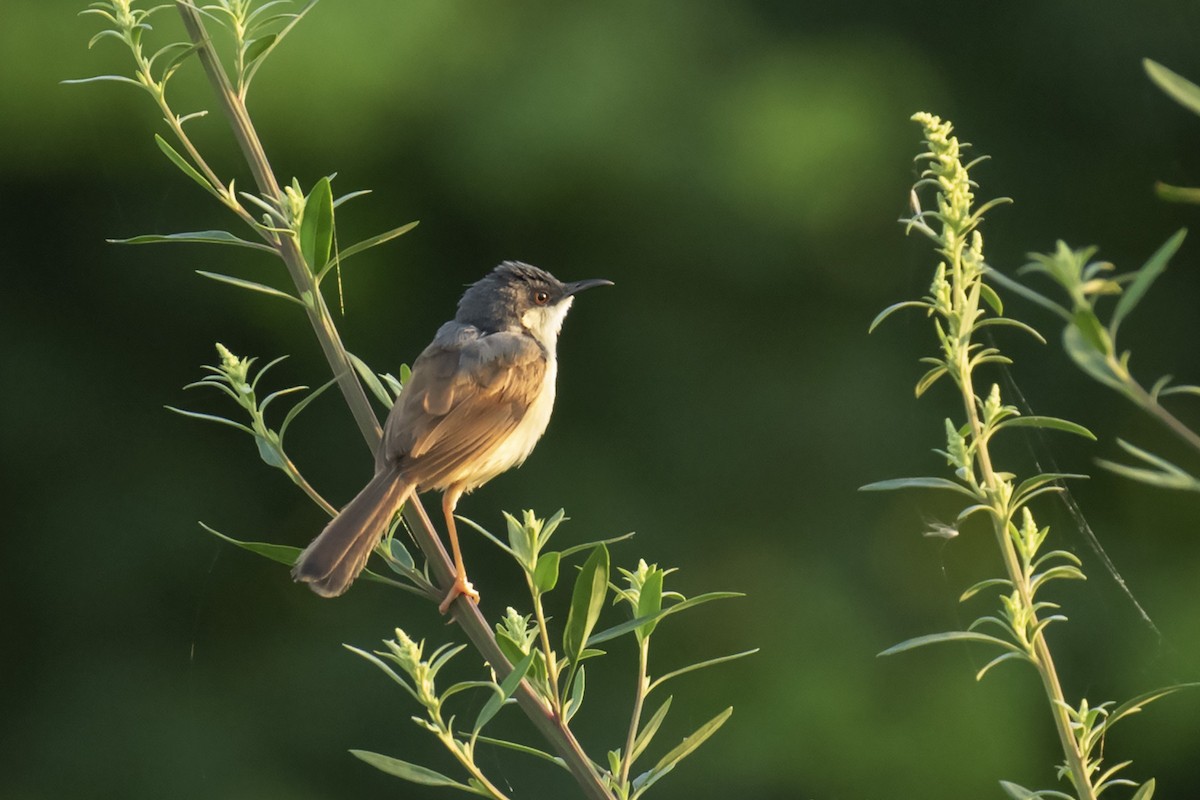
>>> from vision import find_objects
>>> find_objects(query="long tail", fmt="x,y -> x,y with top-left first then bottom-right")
292,467 -> 415,597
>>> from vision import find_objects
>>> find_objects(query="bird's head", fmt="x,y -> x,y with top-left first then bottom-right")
457,261 -> 612,345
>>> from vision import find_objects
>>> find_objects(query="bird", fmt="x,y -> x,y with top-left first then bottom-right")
291,261 -> 612,612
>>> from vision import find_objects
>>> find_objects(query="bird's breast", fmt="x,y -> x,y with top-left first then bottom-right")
461,356 -> 558,491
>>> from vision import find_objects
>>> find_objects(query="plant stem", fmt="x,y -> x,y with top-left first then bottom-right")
531,587 -> 563,713
1122,370 -> 1200,455
174,5 -> 613,797
955,303 -> 1095,800
618,639 -> 650,792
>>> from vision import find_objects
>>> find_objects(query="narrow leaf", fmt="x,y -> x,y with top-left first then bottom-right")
868,300 -> 929,333
61,74 -> 144,89
200,522 -> 300,566
473,651 -> 534,734
1000,416 -> 1096,440
109,230 -> 274,253
299,176 -> 334,273
1063,325 -> 1125,392
533,551 -> 561,593
638,707 -> 733,792
859,477 -> 978,499
195,271 -> 303,305
1106,682 -> 1200,729
587,592 -> 743,647
1155,182 -> 1200,204
349,750 -> 474,791
631,696 -> 672,763
1132,778 -> 1156,800
564,664 -> 586,722
473,734 -> 568,770
563,545 -> 610,664
1145,59 -> 1200,117
636,568 -> 664,643
648,649 -> 759,694
347,351 -> 394,408
243,33 -> 276,67
1112,228 -> 1186,335
154,134 -> 215,194
337,220 -> 420,263
879,630 -> 1020,657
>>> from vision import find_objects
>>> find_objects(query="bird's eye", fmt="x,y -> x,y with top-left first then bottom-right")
533,290 -> 550,306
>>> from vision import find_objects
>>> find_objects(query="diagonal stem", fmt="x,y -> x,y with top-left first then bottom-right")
174,5 -> 612,798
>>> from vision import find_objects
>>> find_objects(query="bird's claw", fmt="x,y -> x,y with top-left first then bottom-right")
438,574 -> 480,614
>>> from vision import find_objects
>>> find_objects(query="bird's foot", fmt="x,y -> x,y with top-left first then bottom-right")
438,573 -> 480,614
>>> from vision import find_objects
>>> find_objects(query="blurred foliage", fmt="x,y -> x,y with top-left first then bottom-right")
3,1 -> 1200,798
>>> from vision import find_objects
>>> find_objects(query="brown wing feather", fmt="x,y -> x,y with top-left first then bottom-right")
381,331 -> 546,490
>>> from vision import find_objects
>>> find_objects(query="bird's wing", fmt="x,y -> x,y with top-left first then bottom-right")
382,328 -> 547,481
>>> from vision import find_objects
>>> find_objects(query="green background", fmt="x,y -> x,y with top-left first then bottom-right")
3,2 -> 1199,798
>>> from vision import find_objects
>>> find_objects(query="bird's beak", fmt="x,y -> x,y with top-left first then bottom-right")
562,278 -> 614,297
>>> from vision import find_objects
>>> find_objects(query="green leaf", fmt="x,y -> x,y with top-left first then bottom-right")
631,696 -> 672,764
1106,682 -> 1200,729
914,365 -> 948,397
533,551 -> 561,593
563,663 -> 586,722
1154,182 -> 1200,204
200,522 -> 300,566
279,377 -> 336,441
349,750 -> 475,791
868,300 -> 929,333
999,781 -> 1038,800
1097,440 -> 1200,492
472,734 -> 568,770
999,416 -> 1095,440
473,651 -> 534,734
347,351 -> 394,408
633,707 -> 732,796
195,270 -> 303,305
960,578 -> 1012,602
299,176 -> 334,273
587,592 -> 743,647
559,531 -> 636,559
336,220 -> 420,263
635,568 -> 664,643
1063,325 -> 1125,392
985,266 -> 1073,323
1112,228 -> 1186,336
878,630 -> 1021,657
108,230 -> 275,253
243,33 -> 276,68
647,649 -> 759,694
563,544 -> 610,666
858,477 -> 978,499
1132,778 -> 1156,800
154,134 -> 215,195
1145,59 -> 1200,117
165,406 -> 254,434
61,74 -> 145,89
975,651 -> 1026,681
979,282 -> 1004,315
457,515 -> 516,559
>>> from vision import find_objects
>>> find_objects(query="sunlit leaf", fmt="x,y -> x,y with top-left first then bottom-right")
878,630 -> 1021,657
563,545 -> 609,665
349,750 -> 474,791
299,176 -> 334,273
1111,228 -> 1186,335
473,651 -> 534,734
1145,59 -> 1200,118
859,476 -> 978,499
195,270 -> 303,305
153,134 -> 216,195
109,229 -> 275,252
999,416 -> 1095,440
